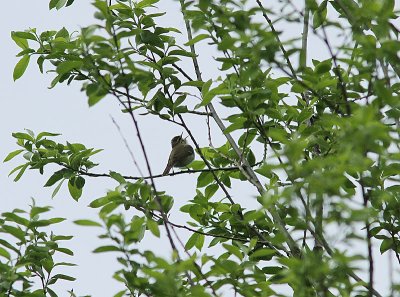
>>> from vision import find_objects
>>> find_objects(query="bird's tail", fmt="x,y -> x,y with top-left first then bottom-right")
163,164 -> 172,176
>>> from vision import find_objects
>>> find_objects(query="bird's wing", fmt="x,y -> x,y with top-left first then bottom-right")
163,150 -> 175,175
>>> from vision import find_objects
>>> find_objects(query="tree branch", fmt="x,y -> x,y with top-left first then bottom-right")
179,0 -> 299,256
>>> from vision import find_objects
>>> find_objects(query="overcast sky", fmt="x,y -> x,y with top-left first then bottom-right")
1,1 -> 398,296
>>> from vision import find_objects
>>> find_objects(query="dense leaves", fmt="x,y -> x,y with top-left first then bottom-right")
5,130 -> 101,200
0,201 -> 74,296
5,0 -> 400,296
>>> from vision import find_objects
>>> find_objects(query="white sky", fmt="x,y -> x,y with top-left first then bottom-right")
1,1 -> 398,296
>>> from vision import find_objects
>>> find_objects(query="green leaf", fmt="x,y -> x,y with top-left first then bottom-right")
238,130 -> 257,147
109,171 -> 126,183
0,247 -> 11,260
383,163 -> 400,177
298,109 -> 313,123
75,176 -> 85,189
40,30 -> 57,41
189,160 -> 206,170
93,245 -> 121,253
2,225 -> 26,242
195,233 -> 205,251
56,60 -> 83,75
88,92 -> 106,107
11,31 -> 29,49
182,80 -> 204,88
13,163 -> 29,182
185,233 -> 199,250
12,132 -> 34,141
315,59 -> 332,74
209,237 -> 223,248
3,149 -> 24,162
169,49 -> 196,58
37,55 -> 45,73
224,120 -> 245,134
262,266 -> 283,274
49,0 -> 60,9
68,179 -> 82,201
197,171 -> 214,188
48,73 -> 62,89
13,31 -> 37,41
114,290 -> 127,297
0,239 -> 19,253
30,218 -> 65,227
3,212 -> 29,226
52,179 -> 65,198
380,238 -> 392,254
173,95 -> 186,108
201,92 -> 216,106
31,206 -> 51,218
268,127 -> 289,143
13,55 -> 30,81
249,248 -> 275,260
222,243 -> 243,260
56,247 -> 74,255
140,30 -> 163,47
45,170 -> 67,187
201,79 -> 212,99
313,0 -> 327,28
54,262 -> 77,267
51,273 -> 76,282
55,27 -> 69,39
52,235 -> 73,241
25,129 -> 35,138
31,218 -> 66,226
200,82 -> 229,106
49,0 -> 69,10
137,0 -> 159,8
8,164 -> 25,178
74,219 -> 102,227
184,34 -> 209,46
36,132 -> 61,141
205,184 -> 218,199
89,195 -> 111,208
146,219 -> 160,237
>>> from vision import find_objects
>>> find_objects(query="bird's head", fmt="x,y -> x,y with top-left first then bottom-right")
171,133 -> 187,147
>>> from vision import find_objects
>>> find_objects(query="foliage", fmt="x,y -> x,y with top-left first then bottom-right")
0,201 -> 75,296
4,0 -> 400,296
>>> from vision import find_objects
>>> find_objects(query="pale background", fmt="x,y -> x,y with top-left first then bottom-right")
0,1 -> 397,296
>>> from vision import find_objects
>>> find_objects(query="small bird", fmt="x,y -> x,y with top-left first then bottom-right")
163,134 -> 195,175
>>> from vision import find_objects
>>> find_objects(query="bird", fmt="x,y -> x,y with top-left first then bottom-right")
163,134 -> 195,175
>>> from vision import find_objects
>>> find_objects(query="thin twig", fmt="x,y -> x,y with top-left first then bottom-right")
206,105 -> 212,147
317,19 -> 351,115
360,180 -> 374,297
65,164 -> 253,179
110,115 -> 145,177
255,0 -> 308,105
256,0 -> 296,79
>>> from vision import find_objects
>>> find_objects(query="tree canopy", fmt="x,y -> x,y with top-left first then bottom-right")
2,0 -> 400,296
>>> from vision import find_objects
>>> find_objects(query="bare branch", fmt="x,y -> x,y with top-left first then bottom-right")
110,115 -> 145,177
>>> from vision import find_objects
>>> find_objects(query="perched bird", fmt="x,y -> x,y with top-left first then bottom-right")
163,134 -> 195,175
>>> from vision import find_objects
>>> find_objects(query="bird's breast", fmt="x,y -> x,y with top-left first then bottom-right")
173,144 -> 194,167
